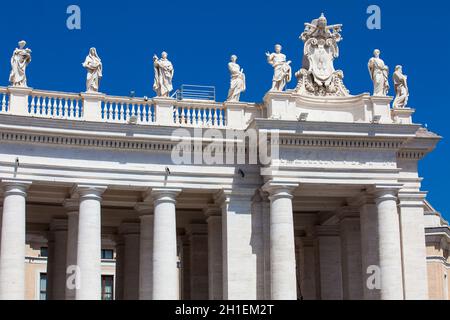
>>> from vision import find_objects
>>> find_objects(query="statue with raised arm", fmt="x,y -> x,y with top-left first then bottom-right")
82,48 -> 103,92
153,51 -> 174,97
368,49 -> 389,96
295,13 -> 349,96
9,40 -> 32,87
393,65 -> 409,108
226,55 -> 246,102
266,44 -> 292,92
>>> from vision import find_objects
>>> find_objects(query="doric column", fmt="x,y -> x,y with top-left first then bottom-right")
358,196 -> 381,300
181,236 -> 191,300
151,188 -> 181,300
186,223 -> 209,300
50,219 -> 68,300
75,185 -> 106,300
46,233 -> 55,300
64,199 -> 79,300
204,205 -> 223,300
0,180 -> 30,300
260,192 -> 271,300
298,237 -> 319,300
137,203 -> 153,300
114,236 -> 125,300
374,187 -> 404,300
398,191 -> 428,299
338,208 -> 363,300
266,185 -> 298,300
120,222 -> 140,300
317,225 -> 344,300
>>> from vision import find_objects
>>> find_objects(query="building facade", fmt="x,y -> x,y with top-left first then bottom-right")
0,15 -> 447,300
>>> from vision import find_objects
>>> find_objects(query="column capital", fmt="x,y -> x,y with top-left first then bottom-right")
151,188 -> 181,204
214,188 -> 257,207
63,198 -> 79,213
73,185 -> 107,200
1,180 -> 31,196
135,202 -> 154,216
368,184 -> 402,199
397,191 -> 427,208
336,206 -> 360,222
203,204 -> 221,218
262,182 -> 298,200
348,193 -> 375,207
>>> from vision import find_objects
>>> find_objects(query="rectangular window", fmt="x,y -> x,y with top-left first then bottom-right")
101,249 -> 114,260
39,273 -> 47,300
40,247 -> 48,258
101,275 -> 114,300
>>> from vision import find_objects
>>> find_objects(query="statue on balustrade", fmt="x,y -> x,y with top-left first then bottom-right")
153,51 -> 174,97
226,55 -> 246,102
82,48 -> 103,92
9,40 -> 32,87
368,49 -> 389,96
393,65 -> 409,108
266,44 -> 292,91
295,13 -> 350,96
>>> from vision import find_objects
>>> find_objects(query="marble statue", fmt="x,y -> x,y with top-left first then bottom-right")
266,44 -> 292,91
82,48 -> 103,92
393,65 -> 409,108
9,40 -> 32,87
295,13 -> 349,96
153,52 -> 174,97
368,49 -> 389,96
226,55 -> 246,102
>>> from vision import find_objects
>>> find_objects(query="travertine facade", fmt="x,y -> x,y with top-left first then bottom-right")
0,14 -> 446,300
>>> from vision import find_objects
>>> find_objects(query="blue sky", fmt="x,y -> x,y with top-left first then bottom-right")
0,0 -> 448,218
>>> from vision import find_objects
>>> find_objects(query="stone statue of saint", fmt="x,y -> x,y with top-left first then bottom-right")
153,52 -> 174,97
368,49 -> 389,96
9,40 -> 32,87
266,44 -> 292,91
393,65 -> 409,108
226,55 -> 246,102
82,48 -> 103,92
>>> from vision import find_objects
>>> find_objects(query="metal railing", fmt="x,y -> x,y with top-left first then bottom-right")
171,85 -> 216,101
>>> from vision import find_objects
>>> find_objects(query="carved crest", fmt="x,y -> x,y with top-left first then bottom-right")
295,14 -> 349,97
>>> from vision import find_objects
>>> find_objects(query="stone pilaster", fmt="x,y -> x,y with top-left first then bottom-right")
338,207 -> 363,300
316,225 -> 343,300
204,205 -> 223,300
64,199 -> 79,300
137,203 -> 153,300
186,223 -> 209,300
217,188 -> 260,300
114,236 -> 125,300
120,222 -> 140,300
49,219 -> 68,300
398,191 -> 429,299
358,195 -> 381,300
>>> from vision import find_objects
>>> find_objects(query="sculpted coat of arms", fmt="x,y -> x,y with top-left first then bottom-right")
295,13 -> 350,96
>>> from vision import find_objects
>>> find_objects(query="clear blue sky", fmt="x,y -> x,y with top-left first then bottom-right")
0,0 -> 448,219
